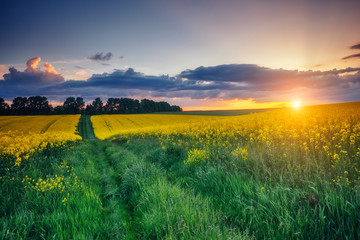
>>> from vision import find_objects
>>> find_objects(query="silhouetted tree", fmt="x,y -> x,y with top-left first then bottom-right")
11,97 -> 28,115
85,97 -> 103,115
170,105 -> 182,112
27,96 -> 52,114
105,98 -> 116,113
76,97 -> 85,112
1,96 -> 181,115
63,97 -> 84,114
53,105 -> 64,115
157,101 -> 171,112
0,98 -> 10,115
140,99 -> 156,113
92,97 -> 103,114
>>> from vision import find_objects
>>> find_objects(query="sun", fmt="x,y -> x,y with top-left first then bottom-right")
293,101 -> 301,108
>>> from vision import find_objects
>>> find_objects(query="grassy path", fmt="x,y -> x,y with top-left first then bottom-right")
75,141 -> 135,239
78,115 -> 97,140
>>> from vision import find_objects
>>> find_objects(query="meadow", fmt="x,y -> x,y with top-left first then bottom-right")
1,103 -> 360,239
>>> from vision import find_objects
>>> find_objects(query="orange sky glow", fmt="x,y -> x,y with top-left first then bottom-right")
182,99 -> 292,111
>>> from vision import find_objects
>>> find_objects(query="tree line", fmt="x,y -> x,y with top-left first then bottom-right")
0,96 -> 182,115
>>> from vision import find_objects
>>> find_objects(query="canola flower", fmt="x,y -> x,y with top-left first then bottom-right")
232,146 -> 248,160
107,102 -> 360,188
22,173 -> 83,194
0,115 -> 81,168
21,161 -> 83,205
185,149 -> 209,166
0,115 -> 83,207
91,114 -> 226,140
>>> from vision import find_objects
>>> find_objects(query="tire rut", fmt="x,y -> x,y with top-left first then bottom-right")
78,115 -> 97,140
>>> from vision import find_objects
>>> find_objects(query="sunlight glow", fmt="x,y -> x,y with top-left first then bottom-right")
293,101 -> 301,109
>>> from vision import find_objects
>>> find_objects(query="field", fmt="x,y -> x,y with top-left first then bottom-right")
0,115 -> 81,168
1,103 -> 360,239
91,114 -> 226,139
153,108 -> 276,116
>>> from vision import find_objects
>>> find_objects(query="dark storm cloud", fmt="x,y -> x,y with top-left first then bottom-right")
2,59 -> 360,104
350,43 -> 360,50
87,52 -> 113,61
342,53 -> 360,60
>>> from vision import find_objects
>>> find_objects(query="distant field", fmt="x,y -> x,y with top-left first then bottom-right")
155,108 -> 278,116
0,115 -> 81,167
0,115 -> 81,133
91,114 -> 226,139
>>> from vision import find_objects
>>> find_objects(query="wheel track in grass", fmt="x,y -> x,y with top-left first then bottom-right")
74,115 -> 250,238
78,115 -> 242,238
78,115 -> 97,140
76,116 -> 138,237
84,141 -> 138,239
40,118 -> 59,133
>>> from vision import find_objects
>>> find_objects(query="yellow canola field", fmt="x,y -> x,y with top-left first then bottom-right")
114,102 -> 360,187
91,114 -> 226,140
0,115 -> 81,167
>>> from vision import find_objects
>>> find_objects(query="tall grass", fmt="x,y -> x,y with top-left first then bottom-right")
107,143 -> 248,239
121,138 -> 360,239
0,142 -> 127,239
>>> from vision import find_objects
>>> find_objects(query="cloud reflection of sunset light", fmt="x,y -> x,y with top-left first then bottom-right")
183,98 -> 292,111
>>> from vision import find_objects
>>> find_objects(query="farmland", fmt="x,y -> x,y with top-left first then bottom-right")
0,115 -> 81,168
1,103 -> 360,239
91,114 -> 226,140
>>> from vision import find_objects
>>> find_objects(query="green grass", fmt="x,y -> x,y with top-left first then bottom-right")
0,141 -> 128,239
1,112 -> 360,239
77,115 -> 97,140
1,139 -> 359,239
121,138 -> 360,239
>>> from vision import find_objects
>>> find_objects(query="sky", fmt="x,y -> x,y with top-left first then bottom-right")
1,0 -> 360,110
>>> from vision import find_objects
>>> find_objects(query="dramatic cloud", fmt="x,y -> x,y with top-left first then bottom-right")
342,53 -> 360,60
26,57 -> 41,71
43,62 -> 59,74
350,43 -> 360,50
87,52 -> 113,61
1,57 -> 64,89
1,59 -> 360,107
179,64 -> 360,92
0,64 -> 8,80
50,64 -> 360,103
